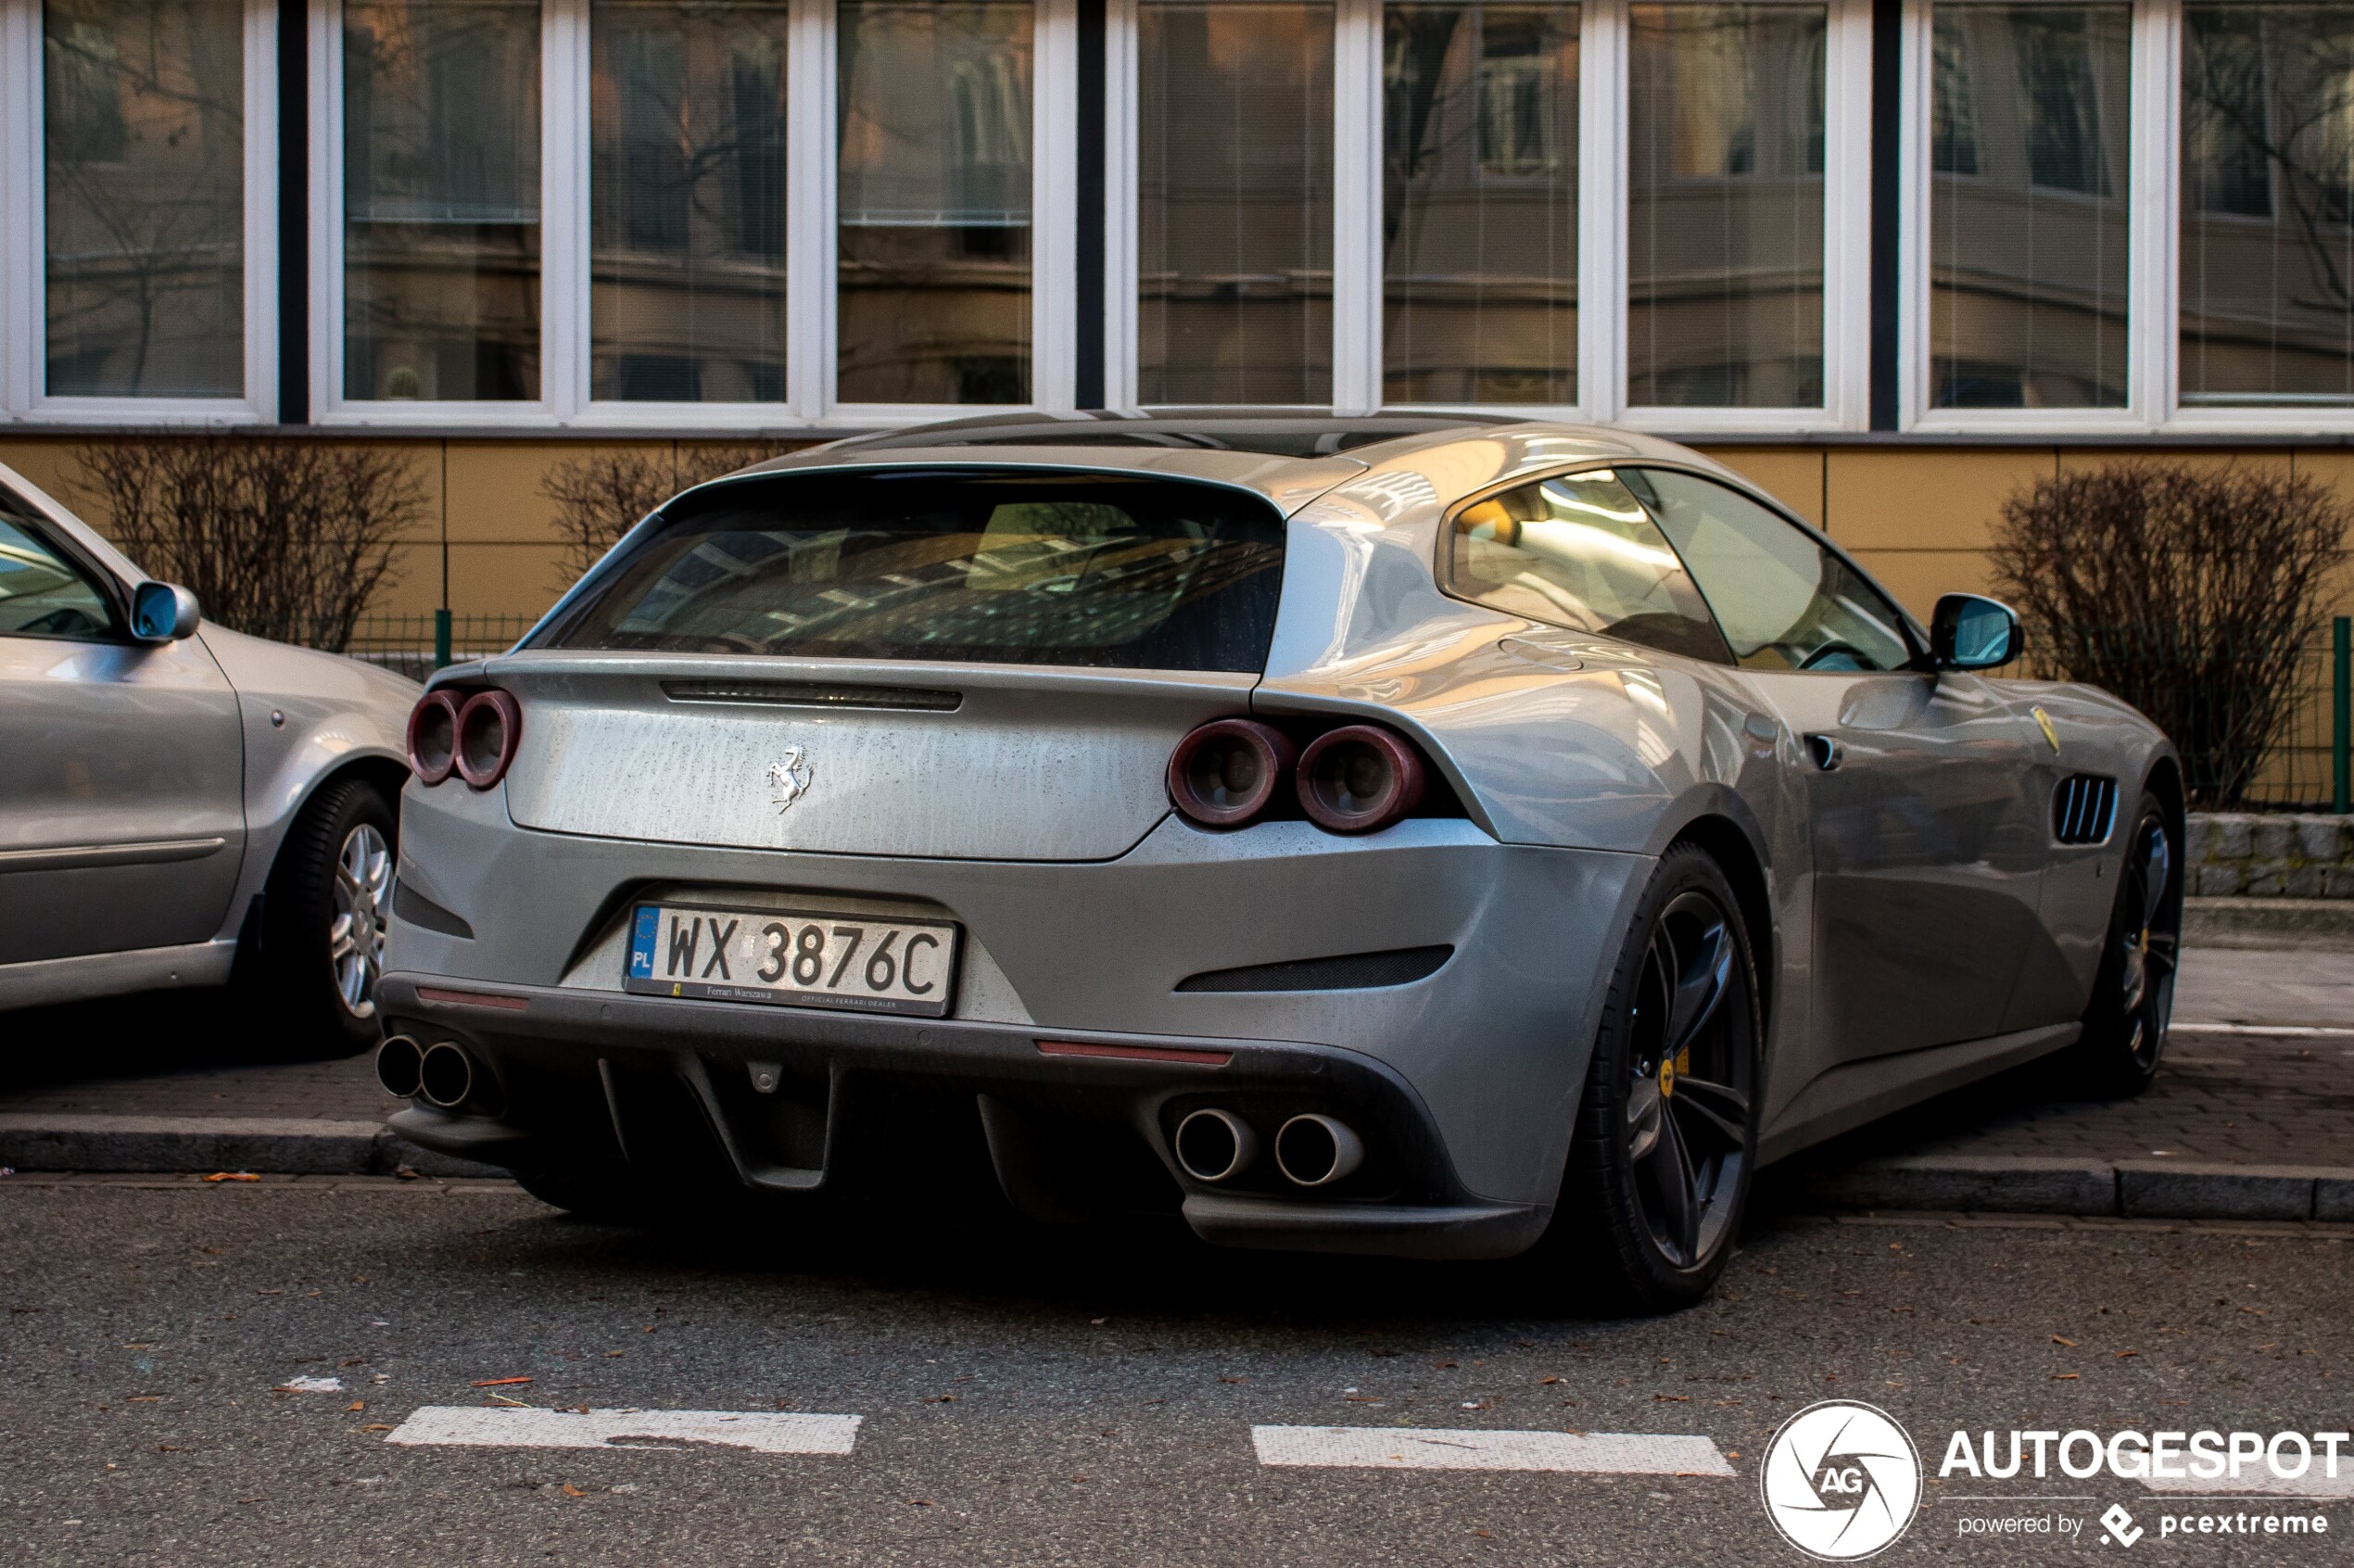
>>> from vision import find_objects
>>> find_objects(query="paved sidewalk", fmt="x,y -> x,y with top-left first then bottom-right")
2,946 -> 2349,1217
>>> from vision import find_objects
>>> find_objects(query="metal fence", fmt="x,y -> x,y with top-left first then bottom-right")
343,613 -> 542,683
2234,620 -> 2350,811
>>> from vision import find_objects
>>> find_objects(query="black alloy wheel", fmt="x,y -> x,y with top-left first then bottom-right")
2066,790 -> 2180,1097
1552,844 -> 1763,1311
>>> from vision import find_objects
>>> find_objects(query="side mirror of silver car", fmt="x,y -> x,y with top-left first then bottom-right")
130,580 -> 202,643
1930,593 -> 2021,671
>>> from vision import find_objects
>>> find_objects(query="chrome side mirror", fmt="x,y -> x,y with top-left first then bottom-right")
1930,593 -> 2020,671
130,581 -> 202,643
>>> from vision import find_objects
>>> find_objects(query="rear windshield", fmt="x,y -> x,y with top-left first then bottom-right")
536,470 -> 1288,671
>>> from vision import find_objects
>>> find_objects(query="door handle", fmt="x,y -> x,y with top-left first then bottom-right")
1803,733 -> 1843,771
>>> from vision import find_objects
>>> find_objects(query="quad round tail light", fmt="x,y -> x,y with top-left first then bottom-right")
453,689 -> 523,790
1168,718 -> 1297,827
406,690 -> 462,785
1297,724 -> 1426,834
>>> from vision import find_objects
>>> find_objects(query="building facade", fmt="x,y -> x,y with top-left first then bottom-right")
5,0 -> 2354,626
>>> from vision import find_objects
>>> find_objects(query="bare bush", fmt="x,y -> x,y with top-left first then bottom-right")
543,442 -> 798,587
1991,462 -> 2348,807
72,434 -> 422,653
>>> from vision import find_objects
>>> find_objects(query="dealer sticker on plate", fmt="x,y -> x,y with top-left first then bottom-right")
625,904 -> 959,1018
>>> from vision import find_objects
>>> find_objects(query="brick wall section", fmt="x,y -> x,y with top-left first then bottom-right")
2187,813 -> 2354,896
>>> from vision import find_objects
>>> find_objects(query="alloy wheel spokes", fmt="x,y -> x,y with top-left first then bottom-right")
1641,1106 -> 1702,1263
2138,822 -> 2171,932
1663,904 -> 1733,1063
1666,1073 -> 1749,1150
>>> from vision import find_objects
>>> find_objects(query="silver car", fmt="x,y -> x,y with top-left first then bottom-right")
0,462 -> 418,1050
380,415 -> 2178,1309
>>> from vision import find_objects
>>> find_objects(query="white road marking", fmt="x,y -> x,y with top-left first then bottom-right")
1251,1425 -> 1735,1475
384,1407 -> 861,1455
2171,1023 -> 2354,1038
2142,1471 -> 2354,1501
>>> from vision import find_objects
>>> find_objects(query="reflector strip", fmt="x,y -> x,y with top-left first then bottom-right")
385,1407 -> 860,1455
1251,1425 -> 1735,1475
1036,1040 -> 1233,1067
416,986 -> 530,1012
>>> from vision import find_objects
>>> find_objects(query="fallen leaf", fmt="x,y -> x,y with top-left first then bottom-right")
203,1172 -> 260,1183
1726,1452 -> 1741,1461
1473,1530 -> 1493,1539
1219,1376 -> 1247,1384
487,1394 -> 530,1407
924,1395 -> 956,1403
2053,1372 -> 2080,1381
362,1424 -> 393,1432
1654,1394 -> 1690,1402
561,1485 -> 586,1498
907,1499 -> 933,1508
1431,1361 -> 1458,1370
346,1401 -> 365,1412
1538,1376 -> 1560,1385
2116,1349 -> 2139,1359
472,1377 -> 534,1387
394,1167 -> 421,1182
157,1445 -> 185,1452
1370,1348 -> 1399,1358
2052,1336 -> 2079,1348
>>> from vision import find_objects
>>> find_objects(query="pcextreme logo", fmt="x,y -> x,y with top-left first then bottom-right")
1761,1400 -> 1925,1561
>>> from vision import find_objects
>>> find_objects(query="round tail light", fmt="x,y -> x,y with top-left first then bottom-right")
407,690 -> 462,785
1168,718 -> 1297,828
453,689 -> 523,790
1297,724 -> 1426,833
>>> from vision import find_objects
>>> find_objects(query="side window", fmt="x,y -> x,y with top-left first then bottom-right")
0,500 -> 120,642
1447,468 -> 1733,664
1626,469 -> 1913,673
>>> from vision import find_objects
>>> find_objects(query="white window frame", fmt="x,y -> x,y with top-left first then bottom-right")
0,0 -> 278,425
1107,0 -> 1869,427
310,0 -> 1076,430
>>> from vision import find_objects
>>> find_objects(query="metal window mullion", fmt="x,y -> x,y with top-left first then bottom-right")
1823,0 -> 1873,429
788,0 -> 833,421
2138,0 -> 2180,428
1896,0 -> 1930,427
1103,0 -> 1138,411
1333,0 -> 1380,414
1,0 -> 36,416
544,0 -> 588,422
241,0 -> 281,421
1584,0 -> 1626,422
310,0 -> 341,416
1033,0 -> 1081,411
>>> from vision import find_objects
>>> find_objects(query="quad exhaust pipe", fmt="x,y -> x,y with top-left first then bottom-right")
1173,1107 -> 1365,1188
378,1035 -> 479,1110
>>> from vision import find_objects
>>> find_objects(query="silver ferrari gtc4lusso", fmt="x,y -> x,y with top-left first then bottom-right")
381,413 -> 2179,1309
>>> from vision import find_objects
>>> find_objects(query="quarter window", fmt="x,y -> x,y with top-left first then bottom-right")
1446,467 -> 1732,661
0,502 -> 118,642
1625,467 -> 1912,671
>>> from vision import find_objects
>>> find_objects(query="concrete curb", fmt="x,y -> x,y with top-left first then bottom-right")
1786,1153 -> 2354,1221
0,1114 -> 502,1180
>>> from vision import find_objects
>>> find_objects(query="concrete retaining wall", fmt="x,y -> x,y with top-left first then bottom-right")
2186,813 -> 2354,897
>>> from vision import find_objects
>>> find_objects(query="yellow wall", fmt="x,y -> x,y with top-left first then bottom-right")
6,433 -> 2349,626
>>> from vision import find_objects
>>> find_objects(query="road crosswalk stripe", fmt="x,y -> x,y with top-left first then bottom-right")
385,1407 -> 861,1455
1251,1425 -> 1735,1474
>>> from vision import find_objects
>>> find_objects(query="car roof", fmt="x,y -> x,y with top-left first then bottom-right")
808,410 -> 1526,459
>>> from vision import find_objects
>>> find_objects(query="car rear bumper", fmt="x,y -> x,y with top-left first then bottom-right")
376,973 -> 1549,1260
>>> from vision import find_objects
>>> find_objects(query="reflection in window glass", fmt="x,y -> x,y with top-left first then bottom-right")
1383,2 -> 1578,405
1930,5 -> 2129,409
1627,468 -> 1910,672
838,1 -> 1033,404
1626,5 -> 1825,408
591,0 -> 788,402
344,0 -> 541,400
43,0 -> 244,398
1139,2 -> 1334,405
1447,468 -> 1730,662
0,507 -> 116,641
2183,5 -> 2354,403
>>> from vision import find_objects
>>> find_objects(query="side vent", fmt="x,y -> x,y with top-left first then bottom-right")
2052,773 -> 2120,845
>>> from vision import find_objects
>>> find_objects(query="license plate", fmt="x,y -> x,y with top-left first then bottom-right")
624,904 -> 960,1018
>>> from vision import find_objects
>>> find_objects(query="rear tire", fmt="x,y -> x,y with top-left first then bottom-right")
2062,789 -> 2179,1099
245,777 -> 398,1059
1541,844 -> 1763,1313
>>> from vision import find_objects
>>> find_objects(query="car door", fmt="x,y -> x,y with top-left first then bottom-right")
0,488 -> 247,966
1625,467 -> 2046,1060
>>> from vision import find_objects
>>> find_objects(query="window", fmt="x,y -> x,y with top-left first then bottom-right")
838,0 -> 1036,404
341,0 -> 542,401
1383,1 -> 1580,405
540,471 -> 1289,670
1444,467 -> 1732,661
2182,3 -> 2354,405
1929,4 -> 2130,410
0,504 -> 117,641
1626,4 -> 1829,409
1626,467 -> 1912,670
1135,0 -> 1335,405
590,0 -> 790,403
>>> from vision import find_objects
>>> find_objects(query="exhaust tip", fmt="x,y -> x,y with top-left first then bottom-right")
418,1041 -> 475,1110
375,1035 -> 424,1099
1173,1108 -> 1257,1183
1274,1114 -> 1364,1188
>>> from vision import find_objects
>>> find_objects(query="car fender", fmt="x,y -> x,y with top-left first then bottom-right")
196,625 -> 419,943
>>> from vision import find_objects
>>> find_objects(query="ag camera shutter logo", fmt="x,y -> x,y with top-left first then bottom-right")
1761,1399 -> 1924,1560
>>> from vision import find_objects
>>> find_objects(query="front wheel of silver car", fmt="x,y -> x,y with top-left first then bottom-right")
2063,788 -> 2180,1099
1547,844 -> 1762,1313
246,776 -> 399,1058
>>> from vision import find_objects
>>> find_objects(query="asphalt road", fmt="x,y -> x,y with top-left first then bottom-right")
1,1180 -> 2347,1567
